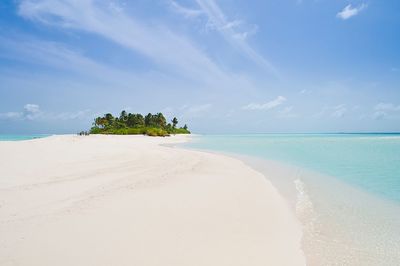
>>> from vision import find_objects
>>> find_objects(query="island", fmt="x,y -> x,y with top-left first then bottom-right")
90,111 -> 190,136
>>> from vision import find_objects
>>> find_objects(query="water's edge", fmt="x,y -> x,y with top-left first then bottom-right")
0,134 -> 51,141
181,137 -> 400,266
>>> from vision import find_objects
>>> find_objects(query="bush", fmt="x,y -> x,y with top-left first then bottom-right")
90,127 -> 103,134
167,127 -> 191,134
145,128 -> 169,137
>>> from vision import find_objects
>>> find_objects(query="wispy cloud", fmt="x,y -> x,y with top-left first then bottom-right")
169,1 -> 203,18
337,4 -> 367,20
24,104 -> 40,114
0,104 -> 91,121
375,103 -> 400,112
372,111 -> 387,120
331,104 -> 347,118
314,104 -> 349,119
0,112 -> 23,120
0,35 -> 132,82
185,103 -> 212,114
17,0 -> 233,84
372,102 -> 400,120
23,104 -> 41,120
278,106 -> 297,118
0,104 -> 41,121
170,0 -> 278,77
161,103 -> 212,120
242,96 -> 286,110
299,89 -> 311,95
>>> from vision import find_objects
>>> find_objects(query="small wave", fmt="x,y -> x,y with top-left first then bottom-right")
294,178 -> 320,264
294,178 -> 315,222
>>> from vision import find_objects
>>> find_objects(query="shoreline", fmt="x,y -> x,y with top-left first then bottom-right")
0,134 -> 306,265
183,145 -> 400,265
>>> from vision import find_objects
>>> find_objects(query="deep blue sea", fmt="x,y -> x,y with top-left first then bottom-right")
186,134 -> 400,265
0,134 -> 50,141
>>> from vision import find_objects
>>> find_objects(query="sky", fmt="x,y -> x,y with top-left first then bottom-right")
0,0 -> 399,134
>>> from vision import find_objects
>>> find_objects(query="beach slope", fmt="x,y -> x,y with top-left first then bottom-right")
0,135 -> 305,266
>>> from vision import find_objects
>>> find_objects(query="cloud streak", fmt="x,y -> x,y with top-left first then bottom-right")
242,96 -> 286,110
0,104 -> 41,121
372,102 -> 400,120
196,0 -> 277,75
314,104 -> 350,119
169,1 -> 203,18
278,106 -> 298,118
375,103 -> 400,112
170,0 -> 278,77
331,104 -> 347,118
18,0 -> 234,85
0,104 -> 91,121
337,4 -> 367,20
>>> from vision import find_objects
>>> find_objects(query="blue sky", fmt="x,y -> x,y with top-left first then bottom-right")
0,0 -> 399,134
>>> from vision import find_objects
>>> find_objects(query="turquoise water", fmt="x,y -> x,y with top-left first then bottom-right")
0,134 -> 50,141
186,134 -> 400,265
188,134 -> 400,203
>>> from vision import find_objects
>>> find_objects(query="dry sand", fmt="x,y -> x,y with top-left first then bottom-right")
0,135 -> 305,265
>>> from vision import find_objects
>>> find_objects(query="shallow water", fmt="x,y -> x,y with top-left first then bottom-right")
185,134 -> 400,265
187,134 -> 400,203
0,134 -> 50,141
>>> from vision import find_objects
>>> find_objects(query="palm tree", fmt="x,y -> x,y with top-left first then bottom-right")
172,117 -> 178,128
145,113 -> 153,127
119,110 -> 128,122
104,113 -> 114,128
136,114 -> 145,126
156,113 -> 167,128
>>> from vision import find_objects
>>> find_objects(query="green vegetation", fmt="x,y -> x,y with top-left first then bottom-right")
90,111 -> 190,137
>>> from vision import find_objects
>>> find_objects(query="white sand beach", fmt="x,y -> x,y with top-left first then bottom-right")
0,135 -> 305,266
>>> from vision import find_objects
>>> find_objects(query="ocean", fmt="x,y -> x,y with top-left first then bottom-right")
0,134 -> 50,141
185,134 -> 400,265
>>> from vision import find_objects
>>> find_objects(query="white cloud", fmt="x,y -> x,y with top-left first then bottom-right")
372,102 -> 400,120
299,89 -> 311,94
186,103 -> 212,114
24,103 -> 40,113
0,35 -> 138,85
372,111 -> 387,120
374,103 -> 400,112
232,25 -> 259,41
17,0 -> 233,85
161,104 -> 212,119
169,1 -> 203,18
23,103 -> 41,120
175,0 -> 278,77
242,96 -> 286,110
314,104 -> 350,119
0,103 -> 41,121
53,109 -> 91,120
12,0 -> 262,99
0,104 -> 90,121
337,4 -> 367,20
278,106 -> 297,118
218,19 -> 243,30
182,103 -> 213,119
331,104 -> 347,118
0,112 -> 23,120
281,106 -> 293,113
